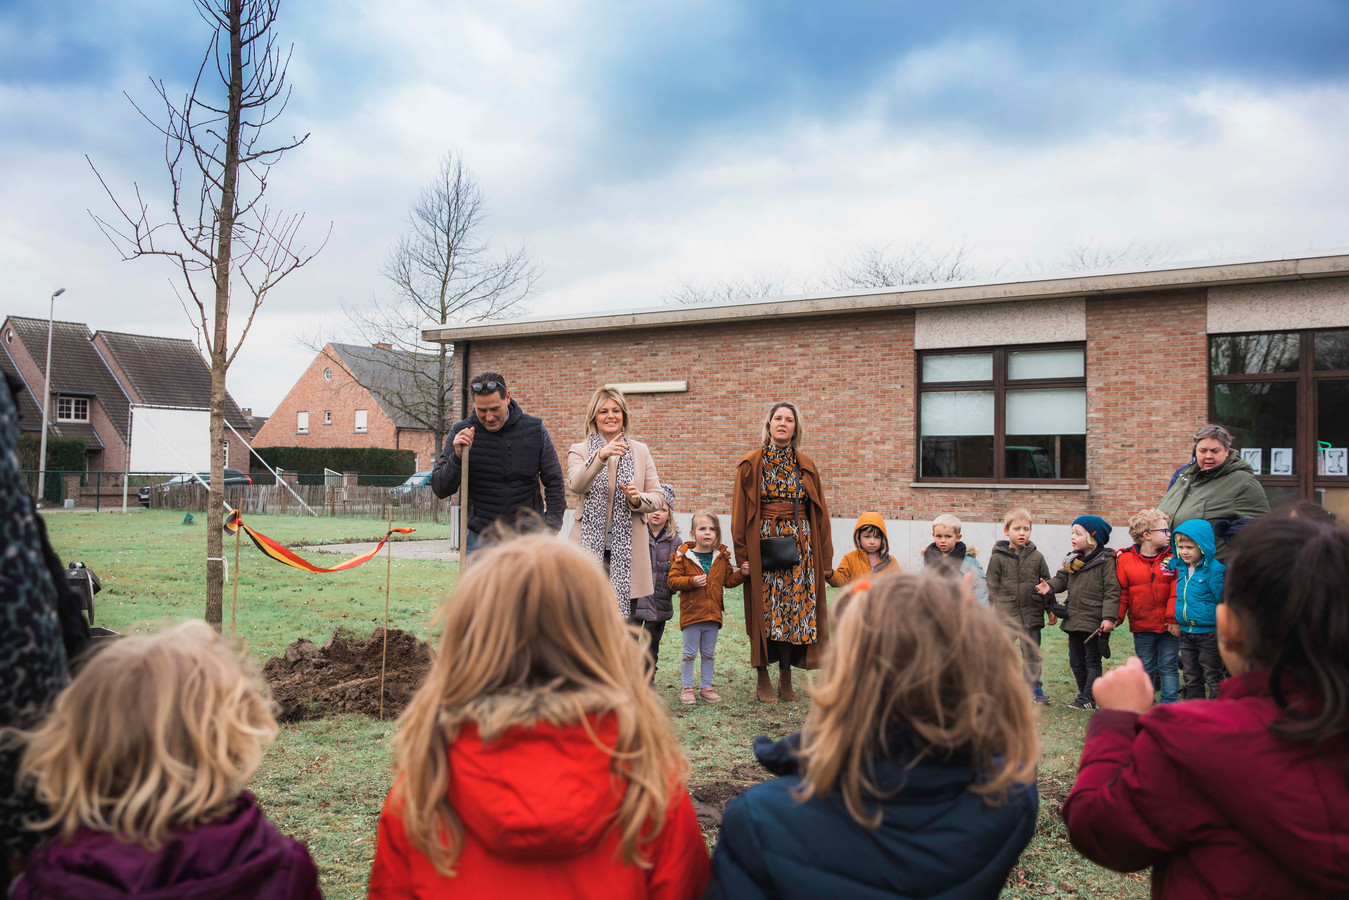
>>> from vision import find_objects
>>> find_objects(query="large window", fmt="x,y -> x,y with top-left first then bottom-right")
1210,328 -> 1349,515
918,345 -> 1086,482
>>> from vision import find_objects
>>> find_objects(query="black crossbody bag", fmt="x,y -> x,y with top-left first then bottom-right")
759,473 -> 802,572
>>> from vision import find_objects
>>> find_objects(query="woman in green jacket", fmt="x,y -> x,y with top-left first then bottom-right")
1157,424 -> 1269,562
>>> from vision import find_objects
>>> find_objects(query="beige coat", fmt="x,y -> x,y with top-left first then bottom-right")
567,436 -> 664,600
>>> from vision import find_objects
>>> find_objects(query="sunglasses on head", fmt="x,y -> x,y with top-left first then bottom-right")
470,380 -> 504,395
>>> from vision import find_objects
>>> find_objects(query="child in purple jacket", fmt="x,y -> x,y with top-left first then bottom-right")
11,621 -> 321,899
631,483 -> 679,680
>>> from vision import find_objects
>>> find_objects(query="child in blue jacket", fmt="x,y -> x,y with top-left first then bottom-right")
1167,518 -> 1227,699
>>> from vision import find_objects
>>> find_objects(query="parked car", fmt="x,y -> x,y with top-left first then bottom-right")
138,469 -> 253,507
389,471 -> 433,497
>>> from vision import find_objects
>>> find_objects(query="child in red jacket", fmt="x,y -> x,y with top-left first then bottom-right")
1063,516 -> 1349,899
371,534 -> 709,900
1115,508 -> 1179,702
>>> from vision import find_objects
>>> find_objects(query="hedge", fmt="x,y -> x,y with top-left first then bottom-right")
250,447 -> 417,486
18,434 -> 87,473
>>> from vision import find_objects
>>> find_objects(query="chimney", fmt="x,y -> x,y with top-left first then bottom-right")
241,407 -> 252,418
373,342 -> 393,351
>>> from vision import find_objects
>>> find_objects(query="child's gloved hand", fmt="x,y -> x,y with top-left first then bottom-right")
1092,656 -> 1154,715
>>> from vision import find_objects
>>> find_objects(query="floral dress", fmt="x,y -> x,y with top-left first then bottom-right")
758,444 -> 816,645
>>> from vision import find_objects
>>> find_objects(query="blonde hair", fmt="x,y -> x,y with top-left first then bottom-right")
392,535 -> 687,876
794,573 -> 1038,827
932,513 -> 962,533
1128,508 -> 1169,543
585,387 -> 631,435
16,621 -> 277,849
760,401 -> 803,450
1002,508 -> 1033,530
689,509 -> 722,545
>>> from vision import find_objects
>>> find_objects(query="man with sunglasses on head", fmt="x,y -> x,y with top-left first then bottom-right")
431,372 -> 566,552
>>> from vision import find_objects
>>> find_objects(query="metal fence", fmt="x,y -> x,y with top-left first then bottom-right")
22,470 -> 454,525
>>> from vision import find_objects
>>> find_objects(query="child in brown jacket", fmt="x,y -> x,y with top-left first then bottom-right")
827,512 -> 901,586
667,510 -> 745,705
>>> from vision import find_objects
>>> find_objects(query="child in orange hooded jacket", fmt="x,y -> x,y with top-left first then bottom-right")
667,511 -> 745,706
828,512 -> 901,586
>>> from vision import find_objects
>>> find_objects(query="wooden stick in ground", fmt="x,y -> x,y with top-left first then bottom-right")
380,505 -> 392,721
230,510 -> 241,637
458,444 -> 470,571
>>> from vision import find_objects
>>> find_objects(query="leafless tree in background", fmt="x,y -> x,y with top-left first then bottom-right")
822,242 -> 983,290
1052,238 -> 1176,272
665,272 -> 791,305
89,0 -> 326,628
310,151 -> 538,522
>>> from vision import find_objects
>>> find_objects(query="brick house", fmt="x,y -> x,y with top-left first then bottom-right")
2,316 -> 132,471
254,343 -> 444,469
423,252 -> 1349,568
92,330 -> 253,469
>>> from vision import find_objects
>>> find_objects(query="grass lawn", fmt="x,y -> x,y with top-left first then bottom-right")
45,509 -> 1148,900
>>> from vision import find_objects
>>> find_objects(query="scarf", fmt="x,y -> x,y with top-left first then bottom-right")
1061,544 -> 1105,574
579,432 -> 635,616
923,541 -> 967,565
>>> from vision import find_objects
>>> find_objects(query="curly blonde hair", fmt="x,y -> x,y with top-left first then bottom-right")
17,621 -> 277,849
794,572 -> 1038,827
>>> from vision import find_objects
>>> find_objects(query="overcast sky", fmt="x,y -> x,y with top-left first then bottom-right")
4,1 -> 1349,415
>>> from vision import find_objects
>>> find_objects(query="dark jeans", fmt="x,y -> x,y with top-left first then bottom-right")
1020,625 -> 1044,687
1133,631 -> 1181,703
1179,631 -> 1227,699
1066,630 -> 1102,704
638,619 -> 666,672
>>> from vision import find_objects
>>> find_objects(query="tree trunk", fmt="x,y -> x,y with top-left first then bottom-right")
205,0 -> 245,629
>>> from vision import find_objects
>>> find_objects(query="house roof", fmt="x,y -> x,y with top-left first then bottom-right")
5,317 -> 130,441
328,342 -> 448,432
94,330 -> 252,430
0,341 -> 47,430
422,249 -> 1349,343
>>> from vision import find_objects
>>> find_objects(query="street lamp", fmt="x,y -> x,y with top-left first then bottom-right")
36,287 -> 65,504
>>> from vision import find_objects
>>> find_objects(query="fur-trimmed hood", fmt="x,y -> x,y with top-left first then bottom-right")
441,685 -> 626,860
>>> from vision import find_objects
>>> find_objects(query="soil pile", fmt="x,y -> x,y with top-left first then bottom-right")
688,763 -> 771,836
263,628 -> 432,721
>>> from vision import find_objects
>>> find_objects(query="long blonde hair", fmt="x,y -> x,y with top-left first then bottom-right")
794,572 -> 1038,827
16,620 -> 277,849
392,534 -> 687,876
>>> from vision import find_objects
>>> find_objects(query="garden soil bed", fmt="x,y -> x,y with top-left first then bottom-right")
263,628 -> 432,722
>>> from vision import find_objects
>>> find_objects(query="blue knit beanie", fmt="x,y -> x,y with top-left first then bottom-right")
1072,515 -> 1112,550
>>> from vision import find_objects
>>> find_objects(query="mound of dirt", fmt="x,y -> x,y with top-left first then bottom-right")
263,628 -> 432,722
688,762 -> 772,834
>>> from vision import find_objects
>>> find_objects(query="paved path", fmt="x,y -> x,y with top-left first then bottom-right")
297,539 -> 459,561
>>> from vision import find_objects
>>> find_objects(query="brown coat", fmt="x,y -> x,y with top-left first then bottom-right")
566,436 -> 664,600
666,542 -> 746,631
731,446 -> 833,669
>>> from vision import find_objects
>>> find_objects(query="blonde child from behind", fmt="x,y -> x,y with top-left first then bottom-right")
667,511 -> 746,705
12,621 -> 321,900
921,513 -> 988,603
827,512 -> 901,586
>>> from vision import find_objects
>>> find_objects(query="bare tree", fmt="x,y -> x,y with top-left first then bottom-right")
89,0 -> 326,628
822,242 -> 982,291
665,272 -> 791,306
1054,238 -> 1176,272
312,151 -> 537,507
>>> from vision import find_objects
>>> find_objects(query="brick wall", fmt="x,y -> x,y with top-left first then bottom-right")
464,290 -> 1211,528
254,346 -> 438,469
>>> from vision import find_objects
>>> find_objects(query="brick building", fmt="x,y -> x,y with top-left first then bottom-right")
254,343 -> 445,469
424,253 -> 1349,568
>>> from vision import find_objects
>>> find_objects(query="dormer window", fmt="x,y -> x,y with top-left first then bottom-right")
56,397 -> 89,422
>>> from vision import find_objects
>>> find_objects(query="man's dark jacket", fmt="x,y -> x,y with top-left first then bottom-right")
430,399 -> 565,534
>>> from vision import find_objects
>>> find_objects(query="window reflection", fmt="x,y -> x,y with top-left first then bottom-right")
1210,333 -> 1299,375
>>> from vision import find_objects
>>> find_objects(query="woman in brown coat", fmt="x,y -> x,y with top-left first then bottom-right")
568,387 -> 665,619
731,402 -> 833,703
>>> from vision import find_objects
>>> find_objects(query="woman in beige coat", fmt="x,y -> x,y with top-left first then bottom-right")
568,387 -> 665,618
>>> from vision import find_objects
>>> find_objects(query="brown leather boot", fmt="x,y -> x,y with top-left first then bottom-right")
778,665 -> 797,701
756,667 -> 779,703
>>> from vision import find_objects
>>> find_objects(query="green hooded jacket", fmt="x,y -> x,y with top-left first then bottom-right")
1157,453 -> 1269,562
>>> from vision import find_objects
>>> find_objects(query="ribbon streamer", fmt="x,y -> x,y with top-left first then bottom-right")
224,510 -> 414,573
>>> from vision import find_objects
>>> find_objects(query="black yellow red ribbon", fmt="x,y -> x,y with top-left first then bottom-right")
224,510 -> 415,573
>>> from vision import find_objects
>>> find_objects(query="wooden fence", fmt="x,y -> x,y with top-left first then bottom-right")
146,483 -> 453,523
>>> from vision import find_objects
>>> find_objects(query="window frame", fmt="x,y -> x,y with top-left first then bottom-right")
915,342 -> 1088,484
1208,328 -> 1349,501
56,396 -> 90,422
354,409 -> 368,434
296,410 -> 309,434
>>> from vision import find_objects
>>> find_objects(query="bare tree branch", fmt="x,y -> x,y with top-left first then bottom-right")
821,242 -> 982,291
664,272 -> 790,306
86,0 -> 327,627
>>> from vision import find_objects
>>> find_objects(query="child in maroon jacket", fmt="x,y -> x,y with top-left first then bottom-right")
1063,516 -> 1349,899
